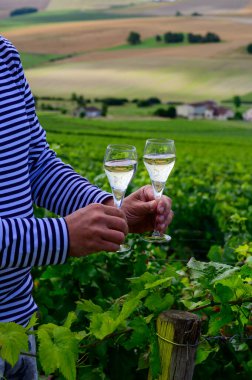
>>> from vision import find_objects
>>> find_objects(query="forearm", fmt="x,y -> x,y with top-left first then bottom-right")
0,216 -> 68,269
30,150 -> 112,216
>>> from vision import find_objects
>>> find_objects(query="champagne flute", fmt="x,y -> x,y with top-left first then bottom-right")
104,144 -> 137,252
143,138 -> 176,243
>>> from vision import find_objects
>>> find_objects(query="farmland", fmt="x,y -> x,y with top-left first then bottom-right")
40,113 -> 252,170
48,0 -> 149,11
3,14 -> 252,101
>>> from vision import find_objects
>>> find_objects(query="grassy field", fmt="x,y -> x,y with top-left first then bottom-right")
0,10 -> 144,31
37,112 -> 252,191
20,52 -> 70,69
23,55 -> 252,101
109,35 -> 189,51
40,112 -> 252,164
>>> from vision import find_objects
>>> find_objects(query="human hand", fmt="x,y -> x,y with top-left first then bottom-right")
121,185 -> 173,234
64,203 -> 128,257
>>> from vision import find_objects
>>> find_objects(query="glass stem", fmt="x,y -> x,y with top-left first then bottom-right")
152,185 -> 163,237
113,194 -> 124,209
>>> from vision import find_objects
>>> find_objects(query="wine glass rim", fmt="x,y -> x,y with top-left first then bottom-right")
146,138 -> 174,144
106,144 -> 137,151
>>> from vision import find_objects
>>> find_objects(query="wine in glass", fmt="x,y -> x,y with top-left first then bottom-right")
143,138 -> 176,243
104,144 -> 137,252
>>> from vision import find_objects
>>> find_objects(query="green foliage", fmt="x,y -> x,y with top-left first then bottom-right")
10,7 -> 38,17
164,32 -> 184,43
0,323 -> 29,366
247,43 -> 252,54
233,95 -> 241,108
153,106 -> 177,118
188,32 -> 221,43
38,323 -> 79,380
3,114 -> 252,379
127,31 -> 141,45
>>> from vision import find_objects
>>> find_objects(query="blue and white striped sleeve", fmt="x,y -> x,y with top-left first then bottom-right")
0,217 -> 68,268
20,69 -> 112,215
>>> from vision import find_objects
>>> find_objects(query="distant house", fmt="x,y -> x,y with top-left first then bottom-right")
205,105 -> 234,120
243,108 -> 252,121
176,101 -> 217,119
73,106 -> 102,118
85,107 -> 102,118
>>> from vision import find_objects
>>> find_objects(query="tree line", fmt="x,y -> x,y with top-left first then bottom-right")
127,31 -> 221,45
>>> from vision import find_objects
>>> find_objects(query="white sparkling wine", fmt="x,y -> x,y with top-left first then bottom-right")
143,153 -> 175,195
104,159 -> 137,202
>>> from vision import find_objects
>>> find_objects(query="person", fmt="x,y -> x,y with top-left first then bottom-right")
0,35 -> 173,379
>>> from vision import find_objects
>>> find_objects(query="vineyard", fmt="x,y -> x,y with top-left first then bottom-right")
1,113 -> 252,379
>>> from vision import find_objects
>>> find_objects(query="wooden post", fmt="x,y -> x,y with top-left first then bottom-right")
149,310 -> 201,380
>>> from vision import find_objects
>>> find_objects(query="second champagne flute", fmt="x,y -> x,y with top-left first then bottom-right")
143,138 -> 176,243
104,144 -> 137,252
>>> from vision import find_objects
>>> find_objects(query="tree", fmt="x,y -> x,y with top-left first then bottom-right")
164,32 -> 184,44
76,95 -> 85,107
234,111 -> 243,120
71,93 -> 77,102
247,43 -> 252,54
127,31 -> 141,45
204,32 -> 221,43
10,7 -> 38,17
233,95 -> 241,109
156,35 -> 162,42
167,106 -> 177,119
101,103 -> 108,117
153,106 -> 177,118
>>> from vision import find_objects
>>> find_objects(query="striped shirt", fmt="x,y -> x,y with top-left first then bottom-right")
0,36 -> 111,326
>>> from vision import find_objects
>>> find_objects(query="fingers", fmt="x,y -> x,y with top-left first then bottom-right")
142,185 -> 155,202
157,196 -> 172,214
65,203 -> 129,257
106,217 -> 128,235
100,230 -> 126,246
155,196 -> 173,233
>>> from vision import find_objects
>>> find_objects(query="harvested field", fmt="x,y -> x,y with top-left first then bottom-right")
4,16 -> 252,56
24,51 -> 252,102
47,0 -> 148,11
112,0 -> 252,16
239,0 -> 252,14
3,15 -> 252,101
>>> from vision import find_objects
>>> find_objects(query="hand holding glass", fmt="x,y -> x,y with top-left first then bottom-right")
104,144 -> 137,252
143,138 -> 176,243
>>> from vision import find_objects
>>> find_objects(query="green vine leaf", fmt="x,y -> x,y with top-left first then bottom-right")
63,312 -> 77,329
25,313 -> 38,331
145,293 -> 174,314
188,258 -> 239,284
76,299 -> 103,314
0,322 -> 28,367
208,304 -> 234,335
123,317 -> 151,350
37,324 -> 78,380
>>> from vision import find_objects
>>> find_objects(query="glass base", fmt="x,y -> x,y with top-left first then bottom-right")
117,243 -> 131,253
142,232 -> 171,244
